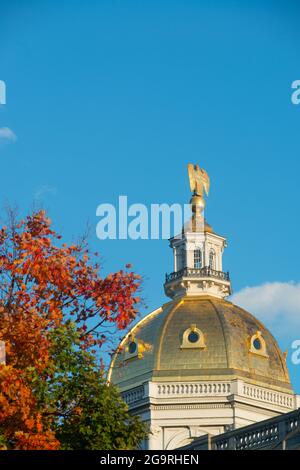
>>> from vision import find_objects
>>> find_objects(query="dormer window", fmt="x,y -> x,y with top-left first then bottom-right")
249,331 -> 268,357
128,341 -> 137,354
181,325 -> 206,349
188,331 -> 200,343
125,335 -> 139,360
194,249 -> 202,269
124,335 -> 150,361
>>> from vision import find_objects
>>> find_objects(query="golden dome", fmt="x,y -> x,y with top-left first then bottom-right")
109,296 -> 291,393
204,220 -> 214,233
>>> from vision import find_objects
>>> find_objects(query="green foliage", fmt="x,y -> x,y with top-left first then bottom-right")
33,322 -> 148,450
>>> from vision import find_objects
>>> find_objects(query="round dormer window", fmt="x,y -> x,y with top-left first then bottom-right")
253,338 -> 262,351
128,341 -> 137,354
188,331 -> 200,344
181,325 -> 206,350
249,331 -> 268,357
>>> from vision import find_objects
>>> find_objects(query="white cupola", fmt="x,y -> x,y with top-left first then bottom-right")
164,164 -> 231,299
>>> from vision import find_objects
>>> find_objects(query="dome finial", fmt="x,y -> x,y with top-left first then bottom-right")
188,163 -> 210,230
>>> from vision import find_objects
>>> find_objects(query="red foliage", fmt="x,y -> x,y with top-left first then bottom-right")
0,210 -> 141,449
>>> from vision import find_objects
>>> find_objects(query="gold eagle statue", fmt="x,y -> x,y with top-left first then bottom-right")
187,163 -> 210,197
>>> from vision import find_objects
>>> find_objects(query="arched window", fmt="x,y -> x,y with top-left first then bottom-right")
194,249 -> 202,269
209,250 -> 215,270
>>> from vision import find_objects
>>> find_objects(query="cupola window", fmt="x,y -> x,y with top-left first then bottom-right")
194,249 -> 202,269
209,250 -> 215,270
176,248 -> 186,271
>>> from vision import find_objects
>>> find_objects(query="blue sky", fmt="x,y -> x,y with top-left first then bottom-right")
1,0 -> 300,392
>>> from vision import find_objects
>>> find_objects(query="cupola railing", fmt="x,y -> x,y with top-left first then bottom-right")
165,266 -> 230,284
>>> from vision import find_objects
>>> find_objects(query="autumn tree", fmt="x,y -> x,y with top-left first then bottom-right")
0,210 -> 145,449
33,322 -> 147,449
